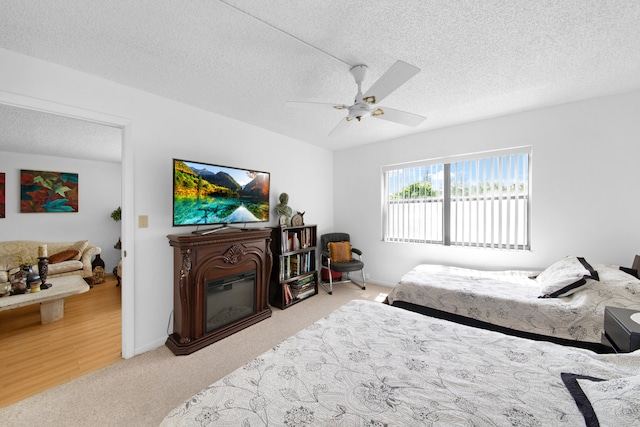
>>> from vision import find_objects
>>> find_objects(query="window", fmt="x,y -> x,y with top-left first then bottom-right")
382,147 -> 531,250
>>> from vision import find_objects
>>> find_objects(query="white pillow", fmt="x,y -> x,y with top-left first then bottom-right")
537,256 -> 599,298
577,375 -> 640,427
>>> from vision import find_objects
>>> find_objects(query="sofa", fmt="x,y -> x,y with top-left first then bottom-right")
0,240 -> 101,292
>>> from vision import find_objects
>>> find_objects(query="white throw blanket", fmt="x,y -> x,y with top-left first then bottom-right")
386,263 -> 640,344
162,300 -> 640,426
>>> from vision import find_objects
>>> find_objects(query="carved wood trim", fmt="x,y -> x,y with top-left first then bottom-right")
178,248 -> 192,344
222,244 -> 245,264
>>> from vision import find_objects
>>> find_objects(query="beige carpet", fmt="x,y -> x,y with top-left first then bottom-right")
0,281 -> 390,426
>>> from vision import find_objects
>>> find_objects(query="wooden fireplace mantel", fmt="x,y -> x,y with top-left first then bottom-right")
166,228 -> 273,355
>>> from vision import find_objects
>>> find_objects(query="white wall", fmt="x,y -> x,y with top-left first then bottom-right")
0,48 -> 334,356
334,90 -> 640,286
5,45 -> 639,354
0,151 -> 122,270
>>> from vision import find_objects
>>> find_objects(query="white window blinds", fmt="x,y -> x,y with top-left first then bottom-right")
382,147 -> 531,250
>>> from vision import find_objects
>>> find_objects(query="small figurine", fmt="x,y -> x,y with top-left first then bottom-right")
291,211 -> 305,226
275,193 -> 293,225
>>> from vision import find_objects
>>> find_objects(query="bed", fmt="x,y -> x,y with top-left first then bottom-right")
161,300 -> 640,426
385,257 -> 640,350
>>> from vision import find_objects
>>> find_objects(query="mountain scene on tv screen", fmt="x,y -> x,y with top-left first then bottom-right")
174,160 -> 269,225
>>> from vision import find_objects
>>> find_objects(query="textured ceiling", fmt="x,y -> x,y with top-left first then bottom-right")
0,104 -> 122,163
1,0 -> 640,162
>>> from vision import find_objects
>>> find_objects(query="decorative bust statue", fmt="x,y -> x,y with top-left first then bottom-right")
275,193 -> 293,224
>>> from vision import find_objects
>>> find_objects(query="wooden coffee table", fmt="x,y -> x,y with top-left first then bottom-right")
0,275 -> 90,324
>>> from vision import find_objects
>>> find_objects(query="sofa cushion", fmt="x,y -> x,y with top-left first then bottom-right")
49,249 -> 80,264
0,254 -> 16,271
36,260 -> 83,276
46,241 -> 88,261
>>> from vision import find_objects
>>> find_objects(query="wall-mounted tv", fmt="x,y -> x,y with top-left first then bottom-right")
173,159 -> 270,233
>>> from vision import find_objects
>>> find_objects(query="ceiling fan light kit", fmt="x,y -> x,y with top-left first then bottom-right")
347,102 -> 370,122
287,60 -> 427,136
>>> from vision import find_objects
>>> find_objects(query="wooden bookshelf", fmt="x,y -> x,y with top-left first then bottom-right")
269,225 -> 318,309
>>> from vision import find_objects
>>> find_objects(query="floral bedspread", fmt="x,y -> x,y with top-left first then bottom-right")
386,263 -> 640,344
161,300 -> 639,426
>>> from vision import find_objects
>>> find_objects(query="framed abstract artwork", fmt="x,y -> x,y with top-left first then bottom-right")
20,169 -> 79,213
0,173 -> 5,218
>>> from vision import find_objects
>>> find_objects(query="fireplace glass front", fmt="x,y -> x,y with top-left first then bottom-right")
205,270 -> 256,333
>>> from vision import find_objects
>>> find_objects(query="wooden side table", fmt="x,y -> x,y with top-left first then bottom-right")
603,306 -> 640,353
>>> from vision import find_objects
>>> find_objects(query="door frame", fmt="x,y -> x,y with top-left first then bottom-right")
0,90 -> 136,358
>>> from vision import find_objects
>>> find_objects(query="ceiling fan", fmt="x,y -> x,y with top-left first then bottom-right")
286,60 -> 427,136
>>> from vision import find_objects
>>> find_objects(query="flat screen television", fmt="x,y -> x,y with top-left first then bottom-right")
173,159 -> 270,233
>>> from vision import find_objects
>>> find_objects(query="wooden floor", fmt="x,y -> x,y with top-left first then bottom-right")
0,274 -> 122,408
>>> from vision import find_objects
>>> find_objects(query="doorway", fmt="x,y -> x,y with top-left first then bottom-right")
0,90 -> 134,360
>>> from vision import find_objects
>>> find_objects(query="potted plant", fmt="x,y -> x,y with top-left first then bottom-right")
111,206 -> 121,222
111,207 -> 122,249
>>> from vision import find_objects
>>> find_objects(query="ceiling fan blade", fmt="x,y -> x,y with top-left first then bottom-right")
371,106 -> 426,127
363,60 -> 420,105
328,117 -> 353,137
284,101 -> 348,110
